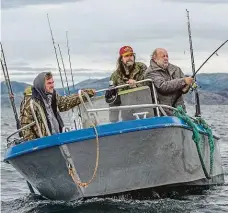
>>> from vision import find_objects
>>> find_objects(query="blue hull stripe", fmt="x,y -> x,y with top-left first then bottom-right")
4,116 -> 210,161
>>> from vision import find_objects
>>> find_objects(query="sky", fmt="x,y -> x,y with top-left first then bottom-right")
1,0 -> 228,87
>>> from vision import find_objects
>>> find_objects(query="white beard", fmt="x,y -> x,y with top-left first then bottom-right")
156,60 -> 169,69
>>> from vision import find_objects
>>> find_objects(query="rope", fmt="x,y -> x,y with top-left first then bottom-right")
174,106 -> 215,179
68,124 -> 99,187
195,117 -> 215,176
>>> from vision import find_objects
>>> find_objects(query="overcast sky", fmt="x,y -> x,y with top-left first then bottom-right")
1,0 -> 228,87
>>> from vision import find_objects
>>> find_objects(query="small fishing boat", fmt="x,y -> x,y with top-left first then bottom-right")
2,10 -> 227,201
3,80 -> 225,201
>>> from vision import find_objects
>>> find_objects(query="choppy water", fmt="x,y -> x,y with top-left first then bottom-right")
1,105 -> 228,213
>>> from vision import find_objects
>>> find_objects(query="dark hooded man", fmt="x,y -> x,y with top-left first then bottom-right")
20,72 -> 95,141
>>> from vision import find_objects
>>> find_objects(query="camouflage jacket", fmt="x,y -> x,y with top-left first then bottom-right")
110,62 -> 147,91
20,86 -> 95,141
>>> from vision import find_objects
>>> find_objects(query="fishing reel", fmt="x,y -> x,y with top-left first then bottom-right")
189,81 -> 200,94
182,77 -> 200,94
105,81 -> 121,105
105,86 -> 118,104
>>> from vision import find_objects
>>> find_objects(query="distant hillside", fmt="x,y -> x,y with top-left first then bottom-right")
185,90 -> 228,105
196,73 -> 228,93
1,73 -> 228,107
184,73 -> 228,104
1,81 -> 31,107
1,81 -> 30,95
216,88 -> 228,99
55,77 -> 110,95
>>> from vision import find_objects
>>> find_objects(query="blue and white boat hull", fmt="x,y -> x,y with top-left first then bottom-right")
4,116 -> 224,201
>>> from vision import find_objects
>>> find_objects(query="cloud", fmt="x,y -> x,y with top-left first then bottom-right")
2,0 -> 227,10
6,66 -> 111,84
1,0 -> 82,9
7,66 -> 109,72
164,0 -> 228,4
1,0 -> 228,87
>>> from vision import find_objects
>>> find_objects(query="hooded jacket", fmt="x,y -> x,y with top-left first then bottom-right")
20,72 -> 95,141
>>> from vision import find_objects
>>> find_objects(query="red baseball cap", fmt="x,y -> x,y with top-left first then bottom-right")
119,46 -> 134,56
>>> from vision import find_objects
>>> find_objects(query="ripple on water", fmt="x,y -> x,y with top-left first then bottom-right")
1,106 -> 228,213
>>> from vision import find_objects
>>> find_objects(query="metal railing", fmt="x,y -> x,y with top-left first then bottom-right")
86,104 -> 176,113
78,79 -> 171,125
7,99 -> 51,146
6,79 -> 175,146
96,79 -> 161,116
78,89 -> 100,125
30,99 -> 51,136
7,121 -> 36,144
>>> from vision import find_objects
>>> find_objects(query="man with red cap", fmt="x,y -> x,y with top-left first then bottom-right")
109,46 -> 147,91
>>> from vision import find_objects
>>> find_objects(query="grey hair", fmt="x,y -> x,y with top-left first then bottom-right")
151,49 -> 158,59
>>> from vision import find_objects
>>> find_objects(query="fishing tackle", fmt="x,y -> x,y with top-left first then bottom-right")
1,42 -> 35,194
47,14 -> 66,95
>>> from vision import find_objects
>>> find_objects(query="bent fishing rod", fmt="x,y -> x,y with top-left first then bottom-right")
183,39 -> 228,84
185,11 -> 227,117
193,39 -> 228,78
0,42 -> 35,194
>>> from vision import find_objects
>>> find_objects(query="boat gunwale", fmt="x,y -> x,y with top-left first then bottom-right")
4,116 -> 219,161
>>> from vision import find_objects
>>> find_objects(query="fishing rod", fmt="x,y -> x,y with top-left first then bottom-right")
65,31 -> 83,129
46,14 -> 66,96
186,9 -> 201,117
66,31 -> 76,91
173,15 -> 227,113
193,39 -> 228,77
0,45 -> 20,131
57,43 -> 70,95
57,43 -> 78,129
0,42 -> 35,194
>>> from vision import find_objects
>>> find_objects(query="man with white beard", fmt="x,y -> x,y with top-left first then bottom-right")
109,46 -> 147,92
144,48 -> 194,115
